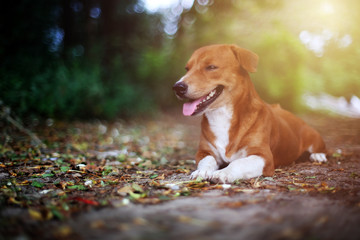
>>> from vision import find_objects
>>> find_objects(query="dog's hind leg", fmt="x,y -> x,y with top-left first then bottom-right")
301,126 -> 327,163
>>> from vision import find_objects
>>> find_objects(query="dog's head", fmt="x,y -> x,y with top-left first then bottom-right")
173,44 -> 259,116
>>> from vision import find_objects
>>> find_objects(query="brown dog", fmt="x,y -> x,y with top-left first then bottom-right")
173,44 -> 327,183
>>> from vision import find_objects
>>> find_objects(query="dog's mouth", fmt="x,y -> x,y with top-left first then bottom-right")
183,85 -> 224,116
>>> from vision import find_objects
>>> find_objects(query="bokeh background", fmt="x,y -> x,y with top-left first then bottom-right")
1,0 -> 359,120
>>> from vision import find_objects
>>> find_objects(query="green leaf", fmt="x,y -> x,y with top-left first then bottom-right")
173,192 -> 181,198
158,195 -> 172,201
263,177 -> 274,181
67,185 -> 87,190
149,174 -> 158,179
100,181 -> 107,187
62,202 -> 70,211
129,191 -> 142,200
132,183 -> 144,193
117,154 -> 127,162
51,208 -> 64,220
195,176 -> 204,182
31,181 -> 45,188
41,173 -> 54,178
102,166 -> 113,176
60,166 -> 70,172
305,176 -> 316,179
287,185 -> 297,191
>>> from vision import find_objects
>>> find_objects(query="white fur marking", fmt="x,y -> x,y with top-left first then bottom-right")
308,145 -> 314,153
310,153 -> 327,162
205,106 -> 234,163
176,76 -> 185,84
211,155 -> 265,183
190,156 -> 218,180
230,148 -> 248,162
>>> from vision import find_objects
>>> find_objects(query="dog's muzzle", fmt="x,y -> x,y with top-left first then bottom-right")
173,82 -> 188,98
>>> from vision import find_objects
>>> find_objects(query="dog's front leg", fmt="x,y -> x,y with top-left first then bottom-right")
190,156 -> 219,180
211,155 -> 265,183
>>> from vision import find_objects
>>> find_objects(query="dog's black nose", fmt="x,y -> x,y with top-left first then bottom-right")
173,82 -> 188,97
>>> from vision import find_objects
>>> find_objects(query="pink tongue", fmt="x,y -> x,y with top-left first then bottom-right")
183,97 -> 205,116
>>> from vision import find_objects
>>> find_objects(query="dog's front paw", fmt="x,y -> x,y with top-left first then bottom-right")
211,169 -> 236,184
190,169 -> 215,180
190,156 -> 218,180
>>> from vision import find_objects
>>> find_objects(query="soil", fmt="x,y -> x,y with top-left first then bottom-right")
0,112 -> 359,240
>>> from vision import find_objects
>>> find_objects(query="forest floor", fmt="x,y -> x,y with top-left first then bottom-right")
0,111 -> 359,240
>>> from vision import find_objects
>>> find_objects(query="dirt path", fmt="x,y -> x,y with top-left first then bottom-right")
0,113 -> 359,240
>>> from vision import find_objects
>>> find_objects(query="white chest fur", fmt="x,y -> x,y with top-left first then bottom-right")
205,106 -> 247,164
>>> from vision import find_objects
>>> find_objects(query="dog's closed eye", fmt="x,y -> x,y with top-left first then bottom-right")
206,65 -> 218,71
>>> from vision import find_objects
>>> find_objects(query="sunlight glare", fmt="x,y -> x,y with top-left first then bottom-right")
299,29 -> 352,57
142,0 -> 194,37
142,0 -> 194,13
143,0 -> 177,13
299,30 -> 332,57
338,34 -> 352,48
320,2 -> 335,15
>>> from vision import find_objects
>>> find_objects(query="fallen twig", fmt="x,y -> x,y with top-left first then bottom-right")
1,102 -> 46,148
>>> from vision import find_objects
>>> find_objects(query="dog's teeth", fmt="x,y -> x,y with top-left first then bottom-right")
198,90 -> 217,107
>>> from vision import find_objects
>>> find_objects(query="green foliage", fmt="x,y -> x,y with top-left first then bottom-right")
251,27 -> 311,111
67,185 -> 87,190
1,0 -> 360,120
0,59 -> 153,119
31,181 -> 45,188
0,0 -> 160,120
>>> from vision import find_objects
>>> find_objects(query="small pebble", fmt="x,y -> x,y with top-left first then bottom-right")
165,184 -> 180,190
222,184 -> 232,189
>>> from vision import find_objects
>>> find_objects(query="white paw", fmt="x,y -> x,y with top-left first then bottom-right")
190,169 -> 215,180
310,153 -> 327,162
190,156 -> 218,180
211,169 -> 236,184
211,155 -> 264,183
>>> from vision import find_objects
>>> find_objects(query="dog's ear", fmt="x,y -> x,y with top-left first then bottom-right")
230,45 -> 259,73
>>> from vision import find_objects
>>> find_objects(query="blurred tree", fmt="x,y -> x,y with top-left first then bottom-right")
0,0 -> 359,120
0,0 -> 165,119
0,0 -> 59,117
